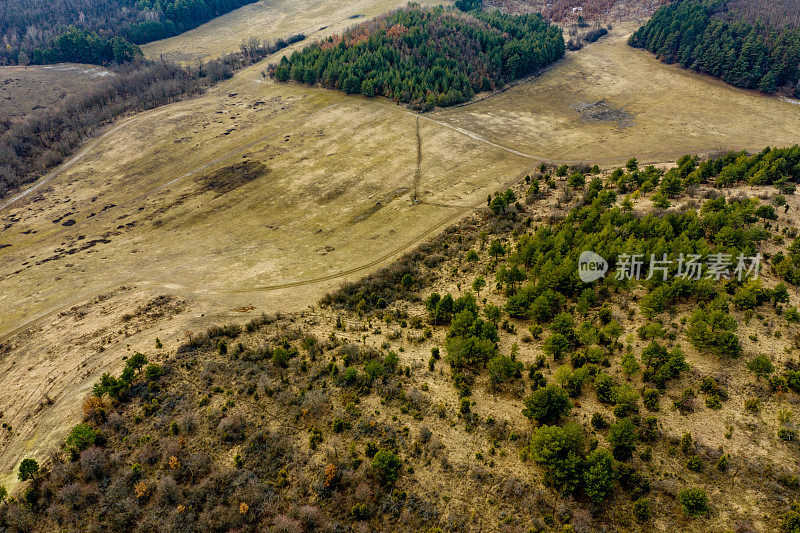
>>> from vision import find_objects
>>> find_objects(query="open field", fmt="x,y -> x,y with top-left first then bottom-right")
432,21 -> 800,167
141,0 -> 450,63
0,64 -> 114,122
4,13 -> 800,492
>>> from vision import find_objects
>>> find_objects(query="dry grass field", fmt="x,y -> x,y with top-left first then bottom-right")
3,9 -> 800,495
141,0 -> 450,63
0,64 -> 114,121
0,62 -> 530,489
432,21 -> 800,167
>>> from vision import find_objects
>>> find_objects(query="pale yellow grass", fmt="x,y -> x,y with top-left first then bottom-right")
433,22 -> 800,167
0,63 -> 114,120
141,0 -> 451,63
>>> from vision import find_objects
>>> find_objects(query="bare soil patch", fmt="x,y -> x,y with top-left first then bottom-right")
199,160 -> 270,194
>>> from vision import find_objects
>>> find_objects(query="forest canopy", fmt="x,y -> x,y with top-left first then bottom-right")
269,5 -> 565,109
628,0 -> 800,96
0,0 -> 260,65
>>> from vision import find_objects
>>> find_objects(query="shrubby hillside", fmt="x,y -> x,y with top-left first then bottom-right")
0,0 -> 260,65
5,147 -> 800,531
628,0 -> 800,95
485,0 -> 670,23
270,5 -> 565,109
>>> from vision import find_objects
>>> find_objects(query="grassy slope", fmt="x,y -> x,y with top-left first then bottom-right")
431,22 -> 800,166
0,64 -> 114,122
5,169 -> 800,531
141,0 -> 452,64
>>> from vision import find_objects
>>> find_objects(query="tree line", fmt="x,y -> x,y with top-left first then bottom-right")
0,0 -> 260,66
269,5 -> 565,110
628,0 -> 800,96
24,28 -> 142,65
0,35 -> 305,199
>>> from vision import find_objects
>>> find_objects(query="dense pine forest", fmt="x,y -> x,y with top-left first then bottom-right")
0,0 -> 260,66
628,0 -> 800,96
270,6 -> 565,109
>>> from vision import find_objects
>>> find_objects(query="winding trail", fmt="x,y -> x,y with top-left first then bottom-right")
412,116 -> 422,204
0,83 -> 550,341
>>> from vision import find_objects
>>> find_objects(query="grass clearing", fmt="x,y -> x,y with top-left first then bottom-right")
0,64 -> 114,121
433,22 -> 800,167
141,0 -> 451,63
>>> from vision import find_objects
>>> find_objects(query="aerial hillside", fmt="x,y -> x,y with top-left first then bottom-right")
5,9 -> 800,498
4,1 -> 800,530
721,0 -> 800,28
628,0 -> 800,96
3,149 -> 800,531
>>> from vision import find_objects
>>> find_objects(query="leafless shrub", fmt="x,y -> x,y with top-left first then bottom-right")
301,389 -> 331,418
419,426 -> 432,444
298,505 -> 322,529
182,452 -> 213,481
217,413 -> 246,442
58,483 -> 96,510
80,447 -> 108,480
178,412 -> 198,433
157,475 -> 180,506
105,412 -> 125,432
135,442 -> 160,466
272,515 -> 303,533
355,482 -> 373,502
107,497 -> 140,530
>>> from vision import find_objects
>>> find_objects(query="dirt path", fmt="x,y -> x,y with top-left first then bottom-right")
0,87 -> 537,217
412,116 -> 421,204
0,122 -> 534,347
